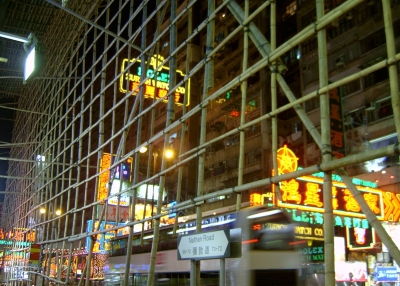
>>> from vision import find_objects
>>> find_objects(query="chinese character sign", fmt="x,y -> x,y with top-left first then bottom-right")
97,153 -> 132,204
329,87 -> 345,159
119,54 -> 190,106
97,153 -> 112,203
275,146 -> 384,218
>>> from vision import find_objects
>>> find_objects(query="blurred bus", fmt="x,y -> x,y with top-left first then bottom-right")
105,206 -> 305,285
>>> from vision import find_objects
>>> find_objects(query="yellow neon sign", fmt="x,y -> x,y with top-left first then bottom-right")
275,145 -> 384,219
119,54 -> 190,106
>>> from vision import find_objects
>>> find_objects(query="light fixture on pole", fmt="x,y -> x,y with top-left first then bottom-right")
0,31 -> 45,84
23,33 -> 44,84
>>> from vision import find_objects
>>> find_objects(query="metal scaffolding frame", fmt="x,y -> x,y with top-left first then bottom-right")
0,0 -> 399,285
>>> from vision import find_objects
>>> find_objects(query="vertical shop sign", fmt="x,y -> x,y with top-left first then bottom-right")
329,87 -> 345,159
97,153 -> 132,204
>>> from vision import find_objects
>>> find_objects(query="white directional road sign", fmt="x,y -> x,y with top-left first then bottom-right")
177,229 -> 230,260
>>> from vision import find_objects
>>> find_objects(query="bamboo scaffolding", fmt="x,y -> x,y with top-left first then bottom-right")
1,0 -> 400,285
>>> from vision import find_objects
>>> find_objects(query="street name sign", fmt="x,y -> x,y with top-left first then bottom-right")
177,229 -> 230,260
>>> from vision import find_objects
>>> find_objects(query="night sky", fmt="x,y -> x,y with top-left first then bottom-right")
0,97 -> 16,203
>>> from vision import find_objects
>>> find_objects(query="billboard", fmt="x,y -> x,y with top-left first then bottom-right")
119,54 -> 190,106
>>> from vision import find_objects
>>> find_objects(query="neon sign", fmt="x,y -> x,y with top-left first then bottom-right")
119,54 -> 190,106
275,145 -> 384,219
383,191 -> 400,221
346,226 -> 376,250
285,209 -> 370,229
97,153 -> 132,204
250,192 -> 273,206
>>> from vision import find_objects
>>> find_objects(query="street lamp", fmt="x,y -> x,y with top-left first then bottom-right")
39,207 -> 61,216
164,148 -> 174,159
0,32 -> 44,84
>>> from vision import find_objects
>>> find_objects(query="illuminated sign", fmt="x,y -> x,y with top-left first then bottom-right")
295,225 -> 324,240
275,145 -> 384,219
29,244 -> 41,266
277,178 -> 384,218
336,261 -> 368,282
109,180 -> 131,206
298,241 -> 325,262
250,192 -> 273,206
119,54 -> 190,106
346,226 -> 376,250
308,169 -> 377,188
86,220 -> 127,254
137,184 -> 166,201
286,209 -> 370,229
383,191 -> 400,221
0,240 -> 31,247
97,153 -> 132,204
374,266 -> 398,282
229,109 -> 240,117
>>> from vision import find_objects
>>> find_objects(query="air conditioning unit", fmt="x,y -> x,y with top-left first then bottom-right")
335,55 -> 345,67
365,102 -> 376,111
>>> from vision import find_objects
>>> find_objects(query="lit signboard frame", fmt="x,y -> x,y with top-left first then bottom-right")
23,41 -> 44,84
346,225 -> 376,250
97,153 -> 132,204
275,145 -> 385,219
119,54 -> 190,106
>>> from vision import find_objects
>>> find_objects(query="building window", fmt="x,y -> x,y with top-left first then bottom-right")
226,156 -> 239,171
363,68 -> 388,88
301,38 -> 317,57
367,97 -> 394,123
215,31 -> 225,44
226,134 -> 240,146
245,124 -> 261,139
245,149 -> 262,165
305,95 -> 320,112
327,17 -> 356,40
360,29 -> 386,55
282,1 -> 297,21
300,9 -> 316,29
357,2 -> 382,23
341,79 -> 361,97
283,47 -> 300,66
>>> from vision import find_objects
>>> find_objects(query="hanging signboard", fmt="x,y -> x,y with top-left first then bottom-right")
374,266 -> 399,282
119,54 -> 190,106
275,145 -> 384,219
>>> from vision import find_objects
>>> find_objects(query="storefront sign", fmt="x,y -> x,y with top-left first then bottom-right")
285,209 -> 370,230
137,184 -> 166,201
336,261 -> 368,282
383,191 -> 400,221
346,226 -> 376,250
275,145 -> 384,219
86,220 -> 127,254
295,225 -> 324,240
119,54 -> 190,106
97,153 -> 132,204
329,87 -> 345,159
298,241 -> 324,262
374,266 -> 398,282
